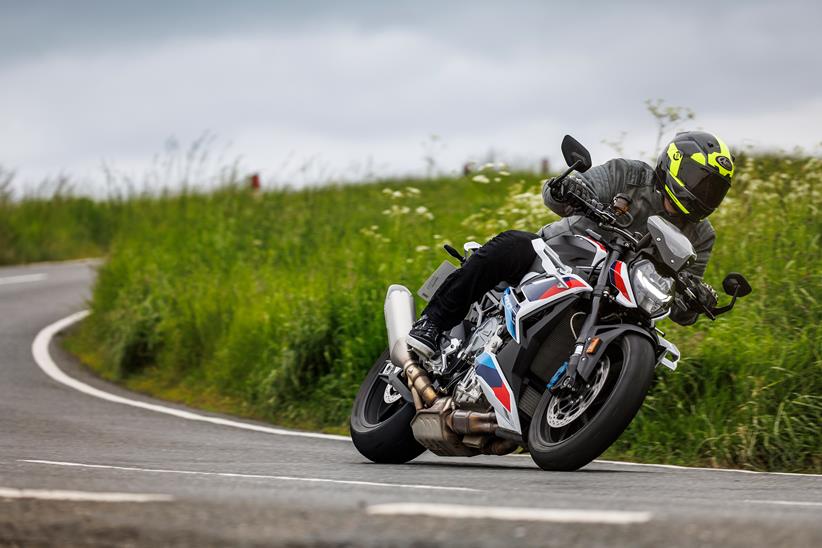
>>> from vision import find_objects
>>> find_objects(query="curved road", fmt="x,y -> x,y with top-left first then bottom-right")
1,261 -> 820,547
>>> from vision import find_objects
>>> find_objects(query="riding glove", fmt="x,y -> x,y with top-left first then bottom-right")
548,175 -> 593,204
679,273 -> 718,313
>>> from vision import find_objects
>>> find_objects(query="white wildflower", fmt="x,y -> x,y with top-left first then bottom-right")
381,188 -> 404,199
382,205 -> 411,216
472,174 -> 490,184
415,245 -> 430,252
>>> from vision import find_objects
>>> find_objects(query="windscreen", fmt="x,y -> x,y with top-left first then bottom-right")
646,216 -> 696,272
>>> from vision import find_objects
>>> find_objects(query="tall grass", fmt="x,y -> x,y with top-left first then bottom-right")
0,175 -> 118,264
69,173 -> 517,430
6,157 -> 819,472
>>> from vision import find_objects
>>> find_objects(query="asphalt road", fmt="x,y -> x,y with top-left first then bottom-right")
0,260 -> 820,547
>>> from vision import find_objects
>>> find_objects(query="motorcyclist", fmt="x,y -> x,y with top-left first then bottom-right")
408,131 -> 734,358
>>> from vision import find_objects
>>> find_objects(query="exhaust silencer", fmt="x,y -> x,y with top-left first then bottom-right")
384,285 -> 438,407
385,284 -> 415,362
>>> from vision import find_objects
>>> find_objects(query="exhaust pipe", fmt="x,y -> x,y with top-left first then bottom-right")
446,410 -> 498,434
384,285 -> 438,407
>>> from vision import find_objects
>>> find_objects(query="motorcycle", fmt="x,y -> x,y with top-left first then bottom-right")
350,135 -> 752,470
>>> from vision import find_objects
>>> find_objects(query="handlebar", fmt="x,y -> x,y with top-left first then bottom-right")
561,188 -> 642,248
546,172 -> 643,247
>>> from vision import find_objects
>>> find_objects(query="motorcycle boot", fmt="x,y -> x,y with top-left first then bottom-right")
407,316 -> 442,358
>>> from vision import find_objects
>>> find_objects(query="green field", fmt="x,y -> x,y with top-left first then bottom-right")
3,156 -> 820,472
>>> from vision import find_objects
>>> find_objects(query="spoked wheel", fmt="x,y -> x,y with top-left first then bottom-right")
528,334 -> 655,471
350,349 -> 425,464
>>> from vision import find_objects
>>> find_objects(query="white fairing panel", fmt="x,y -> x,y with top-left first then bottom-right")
578,235 -> 609,267
474,352 -> 522,434
609,260 -> 638,309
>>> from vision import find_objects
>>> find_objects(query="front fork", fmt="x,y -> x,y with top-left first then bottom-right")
561,245 -> 625,390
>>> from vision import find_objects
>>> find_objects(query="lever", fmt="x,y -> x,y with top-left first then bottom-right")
612,193 -> 632,215
443,244 -> 466,264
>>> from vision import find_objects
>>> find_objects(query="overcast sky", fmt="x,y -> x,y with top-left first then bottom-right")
2,0 -> 820,193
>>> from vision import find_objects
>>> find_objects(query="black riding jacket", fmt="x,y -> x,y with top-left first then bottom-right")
540,158 -> 716,326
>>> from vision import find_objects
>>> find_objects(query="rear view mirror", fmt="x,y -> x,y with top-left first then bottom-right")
561,135 -> 593,173
722,272 -> 752,297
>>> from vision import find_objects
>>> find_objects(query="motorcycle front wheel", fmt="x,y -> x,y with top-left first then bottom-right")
527,333 -> 655,471
350,348 -> 425,464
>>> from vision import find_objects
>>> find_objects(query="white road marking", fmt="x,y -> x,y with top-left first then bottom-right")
0,273 -> 47,286
592,459 -> 822,479
33,311 -> 822,480
511,453 -> 822,478
367,503 -> 652,524
32,311 -> 348,442
744,500 -> 822,508
21,460 -> 479,492
0,487 -> 172,502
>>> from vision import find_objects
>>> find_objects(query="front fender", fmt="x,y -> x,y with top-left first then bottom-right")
577,324 -> 657,380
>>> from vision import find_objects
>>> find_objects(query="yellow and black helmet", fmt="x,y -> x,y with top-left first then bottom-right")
655,131 -> 734,221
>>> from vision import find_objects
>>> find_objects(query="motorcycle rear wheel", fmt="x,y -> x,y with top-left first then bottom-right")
350,349 -> 425,464
527,333 -> 655,471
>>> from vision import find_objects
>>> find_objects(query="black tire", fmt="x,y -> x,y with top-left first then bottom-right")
350,349 -> 425,464
528,334 -> 655,471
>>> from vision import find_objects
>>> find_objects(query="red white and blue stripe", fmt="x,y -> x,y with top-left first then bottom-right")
474,352 -> 521,433
609,260 -> 637,308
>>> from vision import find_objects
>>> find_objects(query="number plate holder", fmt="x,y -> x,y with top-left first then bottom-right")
417,260 -> 458,302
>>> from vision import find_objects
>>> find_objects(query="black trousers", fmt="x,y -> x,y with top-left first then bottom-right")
422,230 -> 539,329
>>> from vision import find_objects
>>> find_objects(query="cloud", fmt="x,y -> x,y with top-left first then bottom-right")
1,1 -> 820,192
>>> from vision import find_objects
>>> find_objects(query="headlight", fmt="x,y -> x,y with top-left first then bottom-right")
630,260 -> 674,317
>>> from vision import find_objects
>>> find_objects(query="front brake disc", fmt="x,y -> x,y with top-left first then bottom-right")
545,356 -> 610,428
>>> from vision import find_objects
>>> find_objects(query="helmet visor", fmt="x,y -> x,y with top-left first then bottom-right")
676,157 -> 731,210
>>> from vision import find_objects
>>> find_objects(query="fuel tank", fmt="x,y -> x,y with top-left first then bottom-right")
504,272 -> 593,343
544,234 -> 608,269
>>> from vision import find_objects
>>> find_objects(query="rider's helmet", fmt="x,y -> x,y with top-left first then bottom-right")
655,131 -> 735,221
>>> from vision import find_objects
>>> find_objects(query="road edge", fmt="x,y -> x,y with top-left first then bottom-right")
32,310 -> 349,442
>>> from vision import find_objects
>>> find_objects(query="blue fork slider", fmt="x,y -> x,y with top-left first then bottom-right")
547,362 -> 568,389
